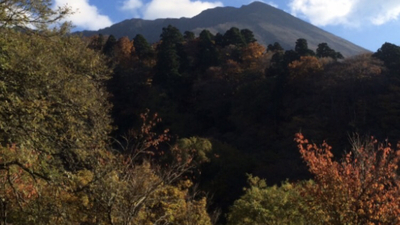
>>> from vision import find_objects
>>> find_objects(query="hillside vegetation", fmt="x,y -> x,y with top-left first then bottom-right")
2,1 -> 400,224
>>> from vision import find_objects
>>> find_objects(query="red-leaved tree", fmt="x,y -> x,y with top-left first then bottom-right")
295,133 -> 400,224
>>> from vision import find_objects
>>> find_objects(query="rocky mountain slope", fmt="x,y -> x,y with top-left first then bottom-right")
79,1 -> 368,56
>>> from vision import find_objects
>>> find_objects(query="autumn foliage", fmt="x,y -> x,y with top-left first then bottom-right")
295,133 -> 400,224
6,2 -> 400,222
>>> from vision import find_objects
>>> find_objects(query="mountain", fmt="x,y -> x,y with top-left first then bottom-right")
79,1 -> 368,56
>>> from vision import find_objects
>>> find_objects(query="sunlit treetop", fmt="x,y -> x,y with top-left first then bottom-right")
0,0 -> 70,30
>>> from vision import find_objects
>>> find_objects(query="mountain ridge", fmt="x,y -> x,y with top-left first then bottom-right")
78,1 -> 368,56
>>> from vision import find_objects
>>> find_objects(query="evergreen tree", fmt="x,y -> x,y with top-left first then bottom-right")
267,42 -> 284,52
241,28 -> 257,44
154,25 -> 184,92
215,32 -> 224,46
198,29 -> 219,70
133,34 -> 153,61
295,38 -> 315,56
373,42 -> 400,73
316,42 -> 343,60
103,35 -> 117,57
223,27 -> 246,47
184,31 -> 195,41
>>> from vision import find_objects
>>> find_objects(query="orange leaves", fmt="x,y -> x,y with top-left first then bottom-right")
0,145 -> 46,215
114,36 -> 136,67
241,42 -> 266,71
296,133 -> 400,224
288,56 -> 323,79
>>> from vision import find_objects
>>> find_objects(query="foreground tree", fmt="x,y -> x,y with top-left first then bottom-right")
295,133 -> 400,224
0,28 -> 113,223
227,176 -> 323,225
0,0 -> 70,30
89,111 -> 213,224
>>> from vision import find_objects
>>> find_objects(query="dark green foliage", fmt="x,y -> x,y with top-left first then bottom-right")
223,27 -> 246,47
154,25 -> 184,90
284,49 -> 300,64
240,28 -> 256,44
160,25 -> 184,44
215,32 -> 224,46
184,31 -> 195,40
267,42 -> 284,52
134,34 -> 154,61
373,42 -> 400,74
198,29 -> 220,70
199,29 -> 214,42
316,42 -> 344,60
266,51 -> 285,76
199,140 -> 254,223
295,38 -> 315,56
103,34 -> 117,57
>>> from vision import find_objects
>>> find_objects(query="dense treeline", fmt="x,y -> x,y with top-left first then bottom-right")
86,24 -> 400,224
3,1 -> 400,224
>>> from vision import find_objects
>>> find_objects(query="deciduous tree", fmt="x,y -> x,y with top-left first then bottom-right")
0,0 -> 70,29
295,133 -> 400,224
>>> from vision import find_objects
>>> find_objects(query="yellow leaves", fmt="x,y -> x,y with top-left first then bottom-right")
0,31 -> 112,171
80,194 -> 90,207
114,36 -> 136,67
241,42 -> 266,71
178,179 -> 193,189
75,169 -> 94,187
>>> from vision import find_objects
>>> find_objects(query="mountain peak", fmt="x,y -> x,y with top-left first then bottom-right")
246,1 -> 271,7
78,2 -> 368,56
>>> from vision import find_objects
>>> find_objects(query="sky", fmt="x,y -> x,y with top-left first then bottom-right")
52,0 -> 400,52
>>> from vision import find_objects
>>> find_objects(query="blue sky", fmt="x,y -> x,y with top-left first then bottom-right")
53,0 -> 400,52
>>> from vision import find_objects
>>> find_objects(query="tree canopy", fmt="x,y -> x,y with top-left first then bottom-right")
5,19 -> 400,224
0,0 -> 70,30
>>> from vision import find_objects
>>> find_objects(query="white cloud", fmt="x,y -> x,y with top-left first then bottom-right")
267,1 -> 278,8
54,0 -> 112,30
370,5 -> 400,25
289,0 -> 353,26
288,0 -> 400,27
120,0 -> 223,20
121,0 -> 143,11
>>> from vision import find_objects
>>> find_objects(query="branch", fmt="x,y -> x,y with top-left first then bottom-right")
0,161 -> 51,181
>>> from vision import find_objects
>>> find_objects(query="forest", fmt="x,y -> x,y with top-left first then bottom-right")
2,1 -> 400,224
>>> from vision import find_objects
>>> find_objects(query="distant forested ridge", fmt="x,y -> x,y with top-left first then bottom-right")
2,1 -> 400,223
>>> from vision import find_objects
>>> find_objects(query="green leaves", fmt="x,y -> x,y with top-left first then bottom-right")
0,30 -> 112,170
0,0 -> 70,30
177,137 -> 213,164
228,175 -> 320,225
